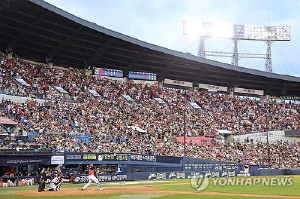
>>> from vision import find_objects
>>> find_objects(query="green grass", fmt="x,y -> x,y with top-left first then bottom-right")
0,176 -> 299,199
155,195 -> 287,199
159,176 -> 300,196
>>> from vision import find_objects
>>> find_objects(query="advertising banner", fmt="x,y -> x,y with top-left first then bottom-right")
234,87 -> 264,96
98,153 -> 129,161
130,154 -> 156,162
65,154 -> 82,161
132,170 -> 240,181
65,153 -> 156,162
82,153 -> 97,160
199,83 -> 227,92
177,136 -> 217,145
0,156 -> 51,166
73,174 -> 127,184
51,156 -> 64,164
164,78 -> 193,88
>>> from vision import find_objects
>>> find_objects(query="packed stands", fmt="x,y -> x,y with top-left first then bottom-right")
0,54 -> 300,168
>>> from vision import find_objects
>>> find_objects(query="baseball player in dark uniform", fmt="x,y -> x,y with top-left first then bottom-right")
2,173 -> 8,187
38,168 -> 46,192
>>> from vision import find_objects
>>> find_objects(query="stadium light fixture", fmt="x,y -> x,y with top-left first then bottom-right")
183,20 -> 291,41
183,20 -> 234,39
182,19 -> 291,72
183,18 -> 204,37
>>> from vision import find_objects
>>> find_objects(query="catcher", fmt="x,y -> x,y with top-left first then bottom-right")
47,174 -> 63,191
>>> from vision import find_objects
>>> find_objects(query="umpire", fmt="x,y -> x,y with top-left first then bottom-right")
38,168 -> 46,192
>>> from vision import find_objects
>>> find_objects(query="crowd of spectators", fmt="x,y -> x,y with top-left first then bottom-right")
0,54 -> 299,168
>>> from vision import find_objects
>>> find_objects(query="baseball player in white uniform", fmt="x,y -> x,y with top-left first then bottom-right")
47,175 -> 62,191
81,166 -> 104,191
244,164 -> 250,177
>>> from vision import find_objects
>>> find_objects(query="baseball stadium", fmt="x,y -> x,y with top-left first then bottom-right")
0,0 -> 300,198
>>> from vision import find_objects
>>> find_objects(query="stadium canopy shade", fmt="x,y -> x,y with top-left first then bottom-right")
0,0 -> 300,96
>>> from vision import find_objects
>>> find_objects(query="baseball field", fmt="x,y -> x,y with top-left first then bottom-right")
0,176 -> 300,199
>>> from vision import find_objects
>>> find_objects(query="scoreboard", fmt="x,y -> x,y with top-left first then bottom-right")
129,71 -> 157,81
94,68 -> 123,78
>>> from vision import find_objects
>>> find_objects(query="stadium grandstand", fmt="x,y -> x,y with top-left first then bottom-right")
0,0 -> 299,183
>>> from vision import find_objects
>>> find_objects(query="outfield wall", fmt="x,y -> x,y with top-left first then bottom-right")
3,152 -> 300,181
250,167 -> 300,176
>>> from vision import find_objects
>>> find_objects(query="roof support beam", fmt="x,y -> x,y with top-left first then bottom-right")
86,37 -> 116,67
18,44 -> 50,54
124,48 -> 147,75
9,11 -> 49,50
95,56 -> 128,66
164,74 -> 194,82
265,79 -> 275,95
200,79 -> 228,86
194,68 -> 207,86
0,31 -> 15,39
21,39 -> 56,50
58,48 -> 91,57
48,25 -> 83,61
67,42 -> 99,52
1,14 -> 31,25
159,57 -> 176,81
229,72 -> 241,88
10,8 -> 39,20
0,0 -> 10,15
279,82 -> 288,96
53,60 -> 82,69
55,54 -> 86,62
0,37 -> 9,43
93,62 -> 125,70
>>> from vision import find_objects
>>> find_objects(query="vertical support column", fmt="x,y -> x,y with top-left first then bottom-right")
229,88 -> 234,97
265,40 -> 273,72
197,37 -> 206,58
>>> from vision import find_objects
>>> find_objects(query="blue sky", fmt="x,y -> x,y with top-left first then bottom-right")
45,0 -> 300,77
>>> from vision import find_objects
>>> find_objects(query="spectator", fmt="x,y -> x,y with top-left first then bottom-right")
0,53 -> 299,169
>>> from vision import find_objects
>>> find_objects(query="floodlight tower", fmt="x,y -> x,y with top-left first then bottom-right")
265,40 -> 273,72
197,37 -> 206,58
183,21 -> 291,72
232,37 -> 238,66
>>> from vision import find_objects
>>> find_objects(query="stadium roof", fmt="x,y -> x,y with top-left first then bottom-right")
0,0 -> 300,96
